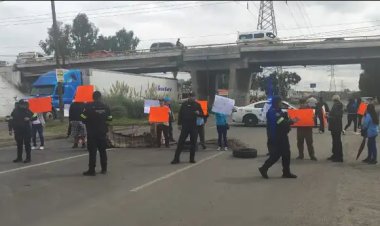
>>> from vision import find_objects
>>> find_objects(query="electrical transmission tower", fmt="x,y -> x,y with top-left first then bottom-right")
328,65 -> 336,93
256,1 -> 282,79
257,1 -> 277,35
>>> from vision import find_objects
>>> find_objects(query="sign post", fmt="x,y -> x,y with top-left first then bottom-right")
56,69 -> 67,122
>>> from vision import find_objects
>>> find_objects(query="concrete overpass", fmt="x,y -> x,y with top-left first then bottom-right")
14,36 -> 380,106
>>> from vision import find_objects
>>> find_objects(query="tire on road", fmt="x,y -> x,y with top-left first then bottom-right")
233,148 -> 258,158
243,114 -> 258,127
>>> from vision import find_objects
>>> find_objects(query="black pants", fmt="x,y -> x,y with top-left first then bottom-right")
197,125 -> 205,146
217,125 -> 228,147
261,137 -> 291,175
331,131 -> 343,160
32,124 -> 44,147
14,129 -> 31,160
344,114 -> 357,132
87,133 -> 107,171
157,124 -> 169,147
358,115 -> 363,129
173,125 -> 197,161
168,121 -> 174,141
317,114 -> 325,132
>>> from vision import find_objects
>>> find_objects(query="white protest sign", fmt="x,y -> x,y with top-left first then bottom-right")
64,104 -> 70,117
260,102 -> 271,121
211,95 -> 235,115
144,99 -> 160,114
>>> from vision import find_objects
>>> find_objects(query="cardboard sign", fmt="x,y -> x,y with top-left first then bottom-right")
211,95 -> 235,115
357,102 -> 368,116
197,100 -> 208,116
28,97 -> 52,113
287,109 -> 315,127
64,104 -> 70,117
144,99 -> 160,114
74,85 -> 94,103
149,106 -> 169,123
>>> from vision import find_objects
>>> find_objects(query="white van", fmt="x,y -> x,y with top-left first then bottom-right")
237,30 -> 279,45
16,52 -> 51,64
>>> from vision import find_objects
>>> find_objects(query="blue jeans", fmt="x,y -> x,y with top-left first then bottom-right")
217,125 -> 228,148
32,124 -> 44,147
367,136 -> 377,161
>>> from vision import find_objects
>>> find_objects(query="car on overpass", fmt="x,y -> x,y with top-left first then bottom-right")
237,30 -> 280,45
16,52 -> 53,64
231,100 -> 296,127
150,42 -> 176,52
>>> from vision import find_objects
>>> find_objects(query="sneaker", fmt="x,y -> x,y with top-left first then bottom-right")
310,156 -> 318,161
368,160 -> 378,165
83,170 -> 96,176
258,167 -> 269,179
100,169 -> 107,174
23,159 -> 31,164
171,160 -> 180,164
342,130 -> 346,135
217,147 -> 222,151
72,143 -> 78,149
189,159 -> 196,164
354,132 -> 361,135
224,147 -> 228,151
332,158 -> 343,163
13,158 -> 22,163
327,156 -> 334,161
362,157 -> 370,163
39,146 -> 44,150
201,144 -> 207,150
32,146 -> 37,150
296,156 -> 304,160
282,173 -> 297,179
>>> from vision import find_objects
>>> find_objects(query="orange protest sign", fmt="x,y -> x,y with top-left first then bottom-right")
357,103 -> 368,116
149,106 -> 169,123
197,100 -> 208,115
287,109 -> 315,127
28,97 -> 52,113
74,85 -> 94,103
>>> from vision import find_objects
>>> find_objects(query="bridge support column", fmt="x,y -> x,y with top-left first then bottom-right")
228,67 -> 252,107
191,70 -> 208,100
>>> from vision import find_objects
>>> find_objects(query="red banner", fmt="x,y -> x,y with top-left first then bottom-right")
74,85 -> 94,103
28,97 -> 52,113
288,109 -> 315,127
149,107 -> 169,123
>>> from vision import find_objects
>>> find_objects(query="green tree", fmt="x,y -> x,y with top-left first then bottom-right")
95,28 -> 140,52
71,13 -> 98,54
256,71 -> 301,98
39,21 -> 73,64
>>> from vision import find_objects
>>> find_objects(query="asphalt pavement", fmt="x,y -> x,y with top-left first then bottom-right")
0,115 -> 379,226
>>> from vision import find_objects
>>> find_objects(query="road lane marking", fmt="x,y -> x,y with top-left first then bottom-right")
130,152 -> 225,192
0,154 -> 89,176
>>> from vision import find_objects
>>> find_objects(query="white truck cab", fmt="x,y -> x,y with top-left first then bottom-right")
237,30 -> 279,45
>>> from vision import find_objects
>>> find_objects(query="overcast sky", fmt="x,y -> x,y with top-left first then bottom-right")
1,1 -> 379,91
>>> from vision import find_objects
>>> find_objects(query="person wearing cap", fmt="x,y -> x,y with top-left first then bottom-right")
171,92 -> 204,164
156,99 -> 170,148
327,94 -> 344,162
8,100 -> 35,163
164,97 -> 175,142
80,91 -> 112,176
259,96 -> 299,179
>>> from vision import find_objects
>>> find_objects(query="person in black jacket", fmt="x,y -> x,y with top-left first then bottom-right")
343,98 -> 358,134
8,100 -> 35,163
259,96 -> 299,179
68,102 -> 87,148
80,91 -> 112,176
315,97 -> 330,133
327,94 -> 344,162
171,93 -> 204,164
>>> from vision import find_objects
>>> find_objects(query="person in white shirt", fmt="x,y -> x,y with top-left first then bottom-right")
32,113 -> 45,150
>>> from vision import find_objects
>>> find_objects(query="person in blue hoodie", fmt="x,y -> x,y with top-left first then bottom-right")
361,104 -> 379,164
214,112 -> 229,151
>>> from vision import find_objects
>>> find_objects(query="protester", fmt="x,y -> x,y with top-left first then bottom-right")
356,97 -> 363,129
361,104 -> 379,164
81,91 -> 113,176
296,98 -> 317,161
164,97 -> 175,142
259,96 -> 299,179
31,113 -> 45,150
8,100 -> 35,163
343,98 -> 358,135
156,99 -> 170,148
171,92 -> 204,164
68,101 -> 87,148
214,112 -> 229,151
327,94 -> 344,162
315,97 -> 329,133
196,113 -> 208,150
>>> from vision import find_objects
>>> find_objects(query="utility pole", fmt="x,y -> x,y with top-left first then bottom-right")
328,65 -> 336,93
51,0 -> 64,122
